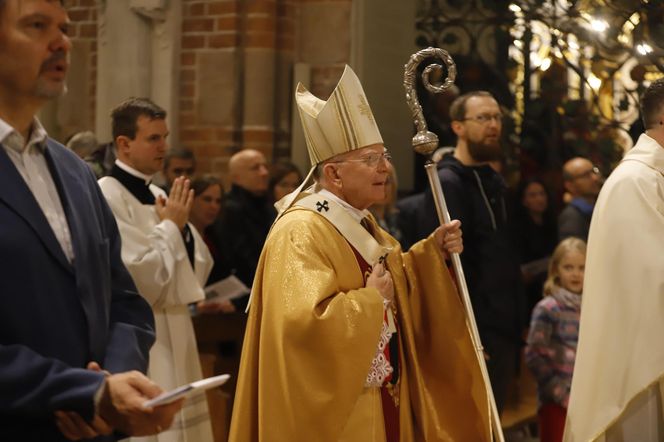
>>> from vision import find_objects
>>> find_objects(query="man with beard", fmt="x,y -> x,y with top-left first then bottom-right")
416,91 -> 524,413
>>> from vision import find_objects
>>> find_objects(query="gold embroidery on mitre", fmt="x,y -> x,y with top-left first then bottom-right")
358,95 -> 374,123
335,85 -> 359,149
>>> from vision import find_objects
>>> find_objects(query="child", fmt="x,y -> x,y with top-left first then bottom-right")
525,237 -> 586,442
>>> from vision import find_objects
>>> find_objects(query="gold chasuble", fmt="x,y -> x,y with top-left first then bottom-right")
229,194 -> 490,441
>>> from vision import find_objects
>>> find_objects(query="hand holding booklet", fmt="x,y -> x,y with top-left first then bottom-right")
204,275 -> 250,303
143,374 -> 231,408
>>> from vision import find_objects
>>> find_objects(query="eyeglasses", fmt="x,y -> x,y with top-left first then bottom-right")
332,152 -> 392,168
571,166 -> 600,180
461,113 -> 503,124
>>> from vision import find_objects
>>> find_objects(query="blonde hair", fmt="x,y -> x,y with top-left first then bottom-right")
543,237 -> 587,296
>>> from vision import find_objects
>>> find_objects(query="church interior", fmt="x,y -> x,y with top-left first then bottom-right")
40,1 -> 664,440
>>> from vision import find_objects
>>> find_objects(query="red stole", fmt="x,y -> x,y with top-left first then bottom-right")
348,244 -> 400,442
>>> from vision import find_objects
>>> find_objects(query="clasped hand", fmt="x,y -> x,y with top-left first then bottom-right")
366,262 -> 394,303
156,176 -> 194,231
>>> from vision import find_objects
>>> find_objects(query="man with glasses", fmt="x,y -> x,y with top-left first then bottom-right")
229,66 -> 492,442
416,90 -> 524,414
564,78 -> 664,441
558,157 -> 602,241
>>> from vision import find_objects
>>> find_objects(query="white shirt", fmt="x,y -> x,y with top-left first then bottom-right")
316,188 -> 370,223
0,118 -> 74,262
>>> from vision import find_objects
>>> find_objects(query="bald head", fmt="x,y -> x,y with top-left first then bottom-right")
229,149 -> 269,195
562,157 -> 601,201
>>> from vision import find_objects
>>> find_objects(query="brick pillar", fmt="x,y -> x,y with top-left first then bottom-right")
288,0 -> 352,173
179,0 -> 298,177
179,0 -> 241,176
176,0 -> 355,177
241,1 -> 277,160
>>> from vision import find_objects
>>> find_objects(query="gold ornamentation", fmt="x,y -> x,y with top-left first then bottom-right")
358,95 -> 374,122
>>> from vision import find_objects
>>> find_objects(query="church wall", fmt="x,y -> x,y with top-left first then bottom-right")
179,0 -> 353,176
180,0 -> 297,176
51,1 -> 355,178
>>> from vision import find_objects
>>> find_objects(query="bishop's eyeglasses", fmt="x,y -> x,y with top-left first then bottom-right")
333,152 -> 392,168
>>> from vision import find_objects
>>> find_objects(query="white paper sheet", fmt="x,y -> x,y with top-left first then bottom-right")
143,374 -> 231,408
204,275 -> 249,303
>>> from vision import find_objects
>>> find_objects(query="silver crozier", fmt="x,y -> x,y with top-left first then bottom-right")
403,46 -> 505,442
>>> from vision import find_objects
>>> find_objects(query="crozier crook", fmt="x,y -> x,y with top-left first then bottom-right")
403,47 -> 505,442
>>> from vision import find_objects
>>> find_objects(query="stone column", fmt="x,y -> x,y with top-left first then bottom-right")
95,0 -> 181,143
290,0 -> 351,172
147,0 -> 183,145
241,1 -> 277,158
351,0 -> 417,190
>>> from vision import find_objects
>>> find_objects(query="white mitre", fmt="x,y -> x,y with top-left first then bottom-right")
296,65 -> 383,165
276,65 -> 383,215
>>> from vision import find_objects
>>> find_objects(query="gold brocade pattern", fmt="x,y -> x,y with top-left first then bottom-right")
229,207 -> 490,442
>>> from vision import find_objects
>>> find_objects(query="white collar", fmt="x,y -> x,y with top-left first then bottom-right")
316,188 -> 370,223
0,116 -> 48,153
115,159 -> 153,185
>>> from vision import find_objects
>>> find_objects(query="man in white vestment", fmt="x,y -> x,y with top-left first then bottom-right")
99,97 -> 215,442
564,78 -> 664,441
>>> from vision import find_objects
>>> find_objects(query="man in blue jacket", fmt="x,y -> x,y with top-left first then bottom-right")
416,91 -> 524,413
0,1 -> 182,440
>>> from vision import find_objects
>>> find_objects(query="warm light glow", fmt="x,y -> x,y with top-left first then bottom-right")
636,43 -> 653,55
531,52 -> 542,67
540,58 -> 552,71
514,40 -> 523,49
588,73 -> 602,90
590,18 -> 609,33
645,72 -> 663,81
624,13 -> 639,31
509,3 -> 522,12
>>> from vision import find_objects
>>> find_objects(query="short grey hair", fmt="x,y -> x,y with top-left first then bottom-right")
66,131 -> 98,158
